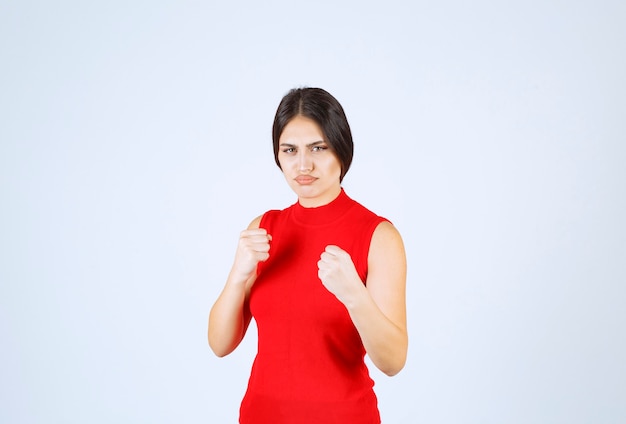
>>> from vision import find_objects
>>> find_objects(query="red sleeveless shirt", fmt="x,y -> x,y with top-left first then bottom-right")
239,189 -> 387,424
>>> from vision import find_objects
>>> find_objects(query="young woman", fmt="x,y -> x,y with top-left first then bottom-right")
208,87 -> 407,424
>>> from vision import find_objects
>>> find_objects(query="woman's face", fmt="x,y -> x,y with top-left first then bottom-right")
277,115 -> 342,207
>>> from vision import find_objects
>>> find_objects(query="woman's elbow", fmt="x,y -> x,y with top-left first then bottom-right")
208,327 -> 237,357
379,357 -> 407,377
374,347 -> 407,376
208,339 -> 224,357
208,336 -> 233,358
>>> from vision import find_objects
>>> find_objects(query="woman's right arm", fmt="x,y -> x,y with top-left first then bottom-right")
208,216 -> 271,357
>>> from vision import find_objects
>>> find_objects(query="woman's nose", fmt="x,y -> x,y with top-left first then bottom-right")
298,151 -> 313,172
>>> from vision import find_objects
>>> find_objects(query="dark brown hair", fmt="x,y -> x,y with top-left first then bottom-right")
272,87 -> 353,182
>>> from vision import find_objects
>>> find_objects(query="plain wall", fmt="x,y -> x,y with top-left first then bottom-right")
1,0 -> 625,422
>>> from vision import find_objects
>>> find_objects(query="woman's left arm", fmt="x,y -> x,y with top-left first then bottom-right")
318,221 -> 407,376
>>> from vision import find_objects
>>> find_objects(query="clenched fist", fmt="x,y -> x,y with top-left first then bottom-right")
231,228 -> 272,281
317,245 -> 363,305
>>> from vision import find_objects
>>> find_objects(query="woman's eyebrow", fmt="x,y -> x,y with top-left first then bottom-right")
279,140 -> 326,148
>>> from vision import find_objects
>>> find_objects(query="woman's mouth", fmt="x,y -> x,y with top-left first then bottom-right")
295,176 -> 317,185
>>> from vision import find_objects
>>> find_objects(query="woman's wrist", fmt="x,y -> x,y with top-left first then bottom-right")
340,279 -> 369,311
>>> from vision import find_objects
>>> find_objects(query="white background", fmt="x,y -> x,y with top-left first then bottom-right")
1,0 -> 625,422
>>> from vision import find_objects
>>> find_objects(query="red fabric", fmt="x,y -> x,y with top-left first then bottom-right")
240,189 -> 387,424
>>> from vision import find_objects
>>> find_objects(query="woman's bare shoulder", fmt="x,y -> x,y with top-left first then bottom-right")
247,215 -> 264,230
372,220 -> 404,246
369,220 -> 406,268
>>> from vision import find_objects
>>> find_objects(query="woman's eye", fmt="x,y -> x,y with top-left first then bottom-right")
312,145 -> 328,152
282,147 -> 296,154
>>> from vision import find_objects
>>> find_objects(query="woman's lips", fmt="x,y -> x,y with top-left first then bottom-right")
295,175 -> 317,185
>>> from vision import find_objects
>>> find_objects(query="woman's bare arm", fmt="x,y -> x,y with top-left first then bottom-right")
318,221 -> 407,375
208,215 -> 269,357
